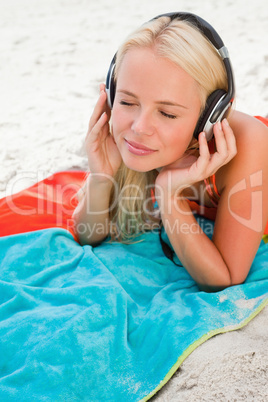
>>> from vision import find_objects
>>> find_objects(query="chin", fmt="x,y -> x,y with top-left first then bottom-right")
123,159 -> 158,173
124,164 -> 153,173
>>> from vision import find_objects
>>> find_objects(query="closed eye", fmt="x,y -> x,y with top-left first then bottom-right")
119,100 -> 177,119
119,100 -> 134,106
160,111 -> 177,119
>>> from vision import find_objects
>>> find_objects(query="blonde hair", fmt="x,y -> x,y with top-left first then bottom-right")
109,16 -> 229,241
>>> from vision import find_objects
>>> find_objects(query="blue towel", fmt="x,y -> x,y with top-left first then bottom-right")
0,217 -> 267,401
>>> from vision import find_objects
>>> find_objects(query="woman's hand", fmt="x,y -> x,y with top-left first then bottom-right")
85,83 -> 122,180
155,119 -> 237,198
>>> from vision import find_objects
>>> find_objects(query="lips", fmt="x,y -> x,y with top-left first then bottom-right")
124,139 -> 157,156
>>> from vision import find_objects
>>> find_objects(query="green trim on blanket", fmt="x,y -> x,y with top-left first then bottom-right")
141,297 -> 268,401
263,235 -> 268,244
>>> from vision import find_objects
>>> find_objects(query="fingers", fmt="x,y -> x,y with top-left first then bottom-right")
213,121 -> 228,157
197,132 -> 211,171
86,111 -> 108,144
99,83 -> 111,117
212,119 -> 237,166
196,119 -> 237,179
99,82 -> 106,93
88,88 -> 108,133
222,118 -> 237,158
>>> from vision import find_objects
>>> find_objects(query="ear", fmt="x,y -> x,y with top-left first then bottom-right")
194,89 -> 226,140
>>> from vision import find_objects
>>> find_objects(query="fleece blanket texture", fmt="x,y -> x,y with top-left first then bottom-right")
0,171 -> 267,401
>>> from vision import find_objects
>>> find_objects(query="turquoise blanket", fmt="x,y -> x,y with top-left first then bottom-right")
0,218 -> 267,401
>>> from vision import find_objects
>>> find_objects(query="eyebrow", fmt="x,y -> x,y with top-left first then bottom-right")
117,89 -> 188,109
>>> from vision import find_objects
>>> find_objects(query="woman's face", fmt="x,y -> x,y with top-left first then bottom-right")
111,47 -> 201,172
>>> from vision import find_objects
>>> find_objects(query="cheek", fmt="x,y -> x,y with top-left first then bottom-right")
157,126 -> 196,167
111,108 -> 127,139
164,130 -> 193,157
167,116 -> 199,153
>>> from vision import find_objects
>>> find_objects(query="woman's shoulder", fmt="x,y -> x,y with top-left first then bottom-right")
229,110 -> 268,144
230,110 -> 268,165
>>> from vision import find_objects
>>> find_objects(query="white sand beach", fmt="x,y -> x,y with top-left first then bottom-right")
1,0 -> 267,400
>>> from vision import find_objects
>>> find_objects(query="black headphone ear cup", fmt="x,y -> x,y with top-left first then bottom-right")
108,72 -> 116,108
105,55 -> 117,109
194,89 -> 226,140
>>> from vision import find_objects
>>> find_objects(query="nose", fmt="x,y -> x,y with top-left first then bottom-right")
131,109 -> 155,136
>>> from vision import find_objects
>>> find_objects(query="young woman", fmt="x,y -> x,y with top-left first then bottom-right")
73,13 -> 268,291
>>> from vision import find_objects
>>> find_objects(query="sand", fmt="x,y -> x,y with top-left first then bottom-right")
1,0 -> 267,400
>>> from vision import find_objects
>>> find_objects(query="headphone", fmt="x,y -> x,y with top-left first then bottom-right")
106,12 -> 235,142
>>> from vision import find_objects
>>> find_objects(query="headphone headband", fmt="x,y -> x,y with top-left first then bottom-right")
106,12 -> 235,141
153,12 -> 224,49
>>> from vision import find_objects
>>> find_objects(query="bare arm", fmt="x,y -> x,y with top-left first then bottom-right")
160,196 -> 232,291
72,84 -> 122,245
156,115 -> 268,291
72,174 -> 114,245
